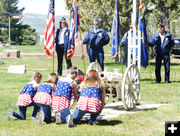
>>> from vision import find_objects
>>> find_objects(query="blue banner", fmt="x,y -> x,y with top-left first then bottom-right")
111,0 -> 120,59
139,1 -> 148,68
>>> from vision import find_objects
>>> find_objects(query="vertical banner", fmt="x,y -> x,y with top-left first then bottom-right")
139,1 -> 148,68
111,0 -> 120,59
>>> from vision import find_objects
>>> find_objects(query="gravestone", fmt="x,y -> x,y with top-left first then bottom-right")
3,50 -> 20,58
8,65 -> 26,74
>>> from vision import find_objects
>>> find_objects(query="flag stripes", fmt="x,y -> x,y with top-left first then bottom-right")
44,0 -> 55,57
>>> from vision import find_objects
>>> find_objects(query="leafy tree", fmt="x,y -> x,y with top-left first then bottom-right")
65,0 -> 132,38
145,0 -> 180,30
65,0 -> 180,35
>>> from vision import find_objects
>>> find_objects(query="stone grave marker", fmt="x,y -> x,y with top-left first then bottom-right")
3,50 -> 20,58
8,65 -> 26,74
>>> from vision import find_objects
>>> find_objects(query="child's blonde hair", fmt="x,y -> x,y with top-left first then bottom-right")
45,73 -> 58,85
30,72 -> 42,81
68,66 -> 78,75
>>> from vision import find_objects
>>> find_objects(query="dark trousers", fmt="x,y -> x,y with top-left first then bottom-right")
155,54 -> 170,82
36,103 -> 51,123
89,48 -> 104,71
13,103 -> 39,120
56,45 -> 72,75
73,108 -> 99,125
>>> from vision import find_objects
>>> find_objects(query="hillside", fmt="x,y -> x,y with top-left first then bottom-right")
21,13 -> 70,35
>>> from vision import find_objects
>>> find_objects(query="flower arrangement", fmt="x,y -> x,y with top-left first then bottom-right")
6,52 -> 11,57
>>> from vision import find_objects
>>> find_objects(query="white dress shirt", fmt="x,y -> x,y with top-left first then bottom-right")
58,28 -> 66,45
159,33 -> 165,44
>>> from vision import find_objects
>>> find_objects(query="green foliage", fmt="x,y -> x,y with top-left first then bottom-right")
65,0 -> 180,37
65,0 -> 132,37
145,0 -> 180,30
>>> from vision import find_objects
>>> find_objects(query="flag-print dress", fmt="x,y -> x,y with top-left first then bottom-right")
52,77 -> 73,112
77,87 -> 102,112
33,83 -> 53,105
16,81 -> 38,106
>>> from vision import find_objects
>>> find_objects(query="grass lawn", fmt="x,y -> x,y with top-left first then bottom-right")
0,45 -> 180,136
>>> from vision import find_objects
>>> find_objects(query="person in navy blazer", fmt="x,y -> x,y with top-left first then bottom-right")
149,24 -> 174,83
83,19 -> 110,71
55,17 -> 72,76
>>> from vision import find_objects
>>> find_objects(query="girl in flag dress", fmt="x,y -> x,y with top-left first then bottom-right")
67,70 -> 105,127
52,66 -> 78,124
7,72 -> 42,121
33,73 -> 58,124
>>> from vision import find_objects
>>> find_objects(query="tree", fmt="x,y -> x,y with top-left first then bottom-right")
145,0 -> 180,30
0,0 -> 38,45
65,0 -> 132,37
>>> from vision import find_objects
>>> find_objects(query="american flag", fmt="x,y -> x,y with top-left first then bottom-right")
43,0 -> 55,57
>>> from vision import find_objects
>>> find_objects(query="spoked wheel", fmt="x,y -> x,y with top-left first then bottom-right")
86,62 -> 102,75
121,64 -> 140,110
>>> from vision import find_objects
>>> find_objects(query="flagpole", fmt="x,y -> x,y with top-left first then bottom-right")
52,52 -> 54,73
120,46 -> 123,73
79,27 -> 86,75
148,56 -> 152,82
53,0 -> 55,73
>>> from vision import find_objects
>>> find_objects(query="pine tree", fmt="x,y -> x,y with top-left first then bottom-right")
0,0 -> 37,45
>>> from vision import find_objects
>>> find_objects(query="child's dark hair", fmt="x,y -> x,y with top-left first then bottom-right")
68,66 -> 78,75
45,73 -> 58,85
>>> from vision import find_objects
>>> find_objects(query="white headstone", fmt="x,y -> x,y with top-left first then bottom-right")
8,65 -> 26,74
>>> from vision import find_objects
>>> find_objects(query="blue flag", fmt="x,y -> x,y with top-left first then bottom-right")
111,0 -> 120,59
139,1 -> 148,68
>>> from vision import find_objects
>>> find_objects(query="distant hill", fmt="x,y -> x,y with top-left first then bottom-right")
21,13 -> 70,35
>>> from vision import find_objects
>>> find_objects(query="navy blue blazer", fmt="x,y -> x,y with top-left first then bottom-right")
149,31 -> 174,55
83,28 -> 110,50
55,28 -> 70,51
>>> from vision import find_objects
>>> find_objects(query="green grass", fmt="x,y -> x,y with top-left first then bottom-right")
0,45 -> 180,136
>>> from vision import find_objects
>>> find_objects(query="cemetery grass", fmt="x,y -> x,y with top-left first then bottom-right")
0,45 -> 180,136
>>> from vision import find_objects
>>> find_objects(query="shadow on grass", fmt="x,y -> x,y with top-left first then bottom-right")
141,78 -> 180,83
78,119 -> 122,126
97,119 -> 122,126
149,62 -> 180,66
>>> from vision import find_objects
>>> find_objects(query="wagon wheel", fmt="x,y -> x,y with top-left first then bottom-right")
86,62 -> 102,75
121,64 -> 140,110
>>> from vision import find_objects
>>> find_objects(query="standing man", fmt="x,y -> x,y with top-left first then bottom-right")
149,24 -> 174,83
83,19 -> 110,71
120,24 -> 134,66
55,17 -> 72,76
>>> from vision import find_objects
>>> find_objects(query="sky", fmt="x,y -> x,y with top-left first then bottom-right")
18,0 -> 69,16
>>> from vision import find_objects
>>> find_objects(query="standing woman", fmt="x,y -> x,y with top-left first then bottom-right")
55,17 -> 72,76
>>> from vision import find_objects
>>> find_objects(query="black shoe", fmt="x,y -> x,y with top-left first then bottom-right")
155,80 -> 160,83
58,73 -> 62,76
